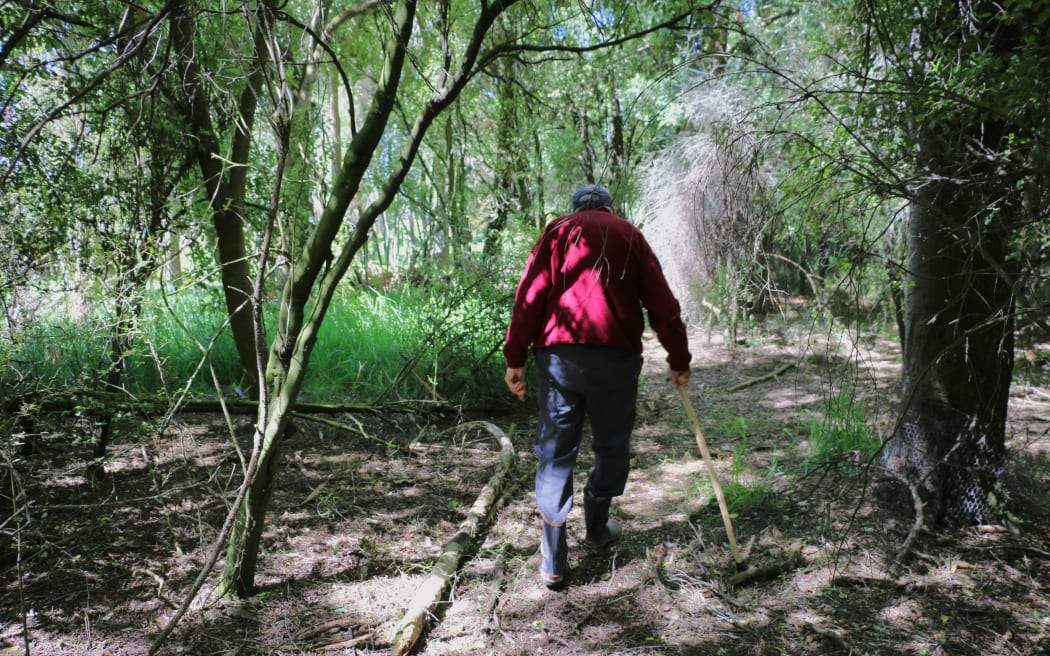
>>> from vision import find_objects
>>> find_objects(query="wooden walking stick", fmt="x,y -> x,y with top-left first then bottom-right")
677,386 -> 746,571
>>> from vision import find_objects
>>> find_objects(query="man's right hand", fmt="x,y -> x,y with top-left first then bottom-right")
505,367 -> 526,401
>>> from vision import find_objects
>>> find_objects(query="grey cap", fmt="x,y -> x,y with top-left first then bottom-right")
572,184 -> 613,211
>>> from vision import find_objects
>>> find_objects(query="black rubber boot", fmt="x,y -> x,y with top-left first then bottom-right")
583,494 -> 622,549
539,516 -> 568,589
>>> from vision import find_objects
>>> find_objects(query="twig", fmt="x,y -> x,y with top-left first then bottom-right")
295,616 -> 365,642
725,361 -> 798,393
389,421 -> 516,656
5,390 -> 453,418
292,411 -> 405,452
481,549 -> 508,635
408,366 -> 449,403
829,575 -> 906,590
316,631 -> 375,651
147,422 -> 266,655
803,621 -> 855,652
961,544 -> 1050,559
3,448 -> 30,656
874,467 -> 926,569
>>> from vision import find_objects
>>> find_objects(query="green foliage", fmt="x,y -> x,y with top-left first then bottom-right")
0,285 -> 233,395
134,288 -> 244,395
8,314 -> 109,391
313,278 -> 509,405
1,279 -> 509,406
807,387 -> 880,462
705,264 -> 757,337
705,414 -> 780,515
722,478 -> 777,516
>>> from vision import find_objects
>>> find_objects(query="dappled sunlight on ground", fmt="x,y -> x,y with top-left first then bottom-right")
5,323 -> 1049,655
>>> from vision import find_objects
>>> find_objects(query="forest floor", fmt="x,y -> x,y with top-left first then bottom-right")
3,320 -> 1050,656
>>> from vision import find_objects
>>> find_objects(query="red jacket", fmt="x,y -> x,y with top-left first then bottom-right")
503,208 -> 691,371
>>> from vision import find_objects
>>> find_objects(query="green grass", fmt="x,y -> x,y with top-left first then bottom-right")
692,388 -> 878,517
688,414 -> 780,516
312,281 -> 509,403
2,280 -> 510,405
806,387 -> 880,462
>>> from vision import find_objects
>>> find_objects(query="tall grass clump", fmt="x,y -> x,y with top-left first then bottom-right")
3,283 -> 131,392
3,272 -> 511,407
5,316 -> 109,391
807,387 -> 880,462
130,287 -> 244,396
707,414 -> 780,516
1,284 -> 246,398
313,277 -> 509,405
135,277 -> 509,404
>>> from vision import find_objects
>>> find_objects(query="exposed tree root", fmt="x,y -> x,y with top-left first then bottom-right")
803,621 -> 855,652
873,466 -> 927,569
389,421 -> 516,656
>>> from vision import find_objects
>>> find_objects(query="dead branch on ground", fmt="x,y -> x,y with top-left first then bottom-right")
5,390 -> 452,417
388,420 -> 516,656
725,361 -> 798,393
725,545 -> 805,588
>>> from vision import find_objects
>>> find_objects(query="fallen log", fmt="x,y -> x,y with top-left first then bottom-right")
4,390 -> 453,417
389,421 -> 516,656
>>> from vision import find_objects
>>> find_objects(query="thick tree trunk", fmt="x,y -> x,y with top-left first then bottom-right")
885,180 -> 1016,525
881,0 -> 1026,526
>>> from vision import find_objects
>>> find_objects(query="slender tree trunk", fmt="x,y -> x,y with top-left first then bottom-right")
218,416 -> 287,596
172,2 -> 265,397
168,233 -> 183,281
608,81 -> 628,203
533,129 -> 545,230
483,85 -> 515,259
217,0 -> 421,598
89,298 -> 133,479
329,67 -> 342,181
574,103 -> 596,183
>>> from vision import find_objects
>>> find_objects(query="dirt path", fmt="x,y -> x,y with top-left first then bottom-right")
2,323 -> 1049,655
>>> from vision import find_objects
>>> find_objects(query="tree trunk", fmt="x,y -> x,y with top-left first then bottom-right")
885,175 -> 1016,525
217,0 -> 421,598
218,414 -> 288,597
881,1 -> 1025,525
171,2 -> 265,397
483,61 -> 520,260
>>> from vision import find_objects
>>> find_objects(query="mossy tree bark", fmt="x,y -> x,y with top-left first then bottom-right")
215,0 -> 521,599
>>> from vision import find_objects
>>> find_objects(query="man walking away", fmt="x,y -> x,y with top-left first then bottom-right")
503,183 -> 692,589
